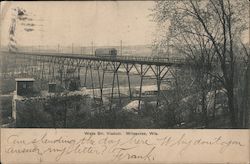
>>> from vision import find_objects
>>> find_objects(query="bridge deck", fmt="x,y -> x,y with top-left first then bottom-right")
7,51 -> 188,66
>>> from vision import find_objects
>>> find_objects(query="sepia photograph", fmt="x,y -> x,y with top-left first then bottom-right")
0,0 -> 249,130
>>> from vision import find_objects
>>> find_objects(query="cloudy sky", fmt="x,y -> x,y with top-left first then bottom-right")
1,1 -> 157,47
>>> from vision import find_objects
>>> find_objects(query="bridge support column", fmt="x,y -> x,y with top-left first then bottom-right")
127,72 -> 132,99
35,57 -> 39,78
137,65 -> 144,112
116,71 -> 121,105
156,66 -> 161,108
124,64 -> 133,100
97,67 -> 105,103
110,70 -> 116,111
109,63 -> 121,111
138,73 -> 144,112
97,68 -> 102,101
101,69 -> 105,100
90,66 -> 95,99
84,66 -> 88,87
151,65 -> 170,109
77,67 -> 81,88
52,60 -> 55,82
48,58 -> 55,82
134,64 -> 151,112
41,60 -> 44,80
48,61 -> 51,80
77,67 -> 80,79
59,65 -> 64,86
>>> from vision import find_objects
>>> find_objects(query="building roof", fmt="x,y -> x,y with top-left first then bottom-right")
15,78 -> 35,82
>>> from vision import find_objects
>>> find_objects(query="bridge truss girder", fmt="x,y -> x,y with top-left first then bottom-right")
11,53 -> 181,112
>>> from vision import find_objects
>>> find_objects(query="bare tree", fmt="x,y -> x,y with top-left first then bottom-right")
152,0 -> 249,128
239,40 -> 250,128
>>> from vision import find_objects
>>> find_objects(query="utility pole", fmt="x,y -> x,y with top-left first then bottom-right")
58,44 -> 60,53
91,41 -> 94,55
72,43 -> 74,54
120,40 -> 122,56
167,39 -> 170,58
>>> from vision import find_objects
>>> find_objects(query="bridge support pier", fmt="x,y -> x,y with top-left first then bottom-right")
77,67 -> 80,79
109,63 -> 121,111
97,68 -> 103,102
41,60 -> 44,80
48,63 -> 51,81
52,61 -> 55,82
59,65 -> 64,86
90,66 -> 95,99
151,65 -> 170,109
116,70 -> 121,104
110,70 -> 116,111
138,74 -> 144,112
124,64 -> 133,100
77,67 -> 81,88
127,72 -> 132,99
136,64 -> 151,112
84,66 -> 88,87
156,66 -> 161,108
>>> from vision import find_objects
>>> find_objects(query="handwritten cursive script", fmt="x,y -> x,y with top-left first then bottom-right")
3,131 -> 245,162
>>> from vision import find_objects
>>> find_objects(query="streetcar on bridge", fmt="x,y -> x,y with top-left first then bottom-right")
95,48 -> 117,58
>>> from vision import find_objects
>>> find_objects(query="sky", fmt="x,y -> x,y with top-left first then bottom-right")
0,1 -> 157,47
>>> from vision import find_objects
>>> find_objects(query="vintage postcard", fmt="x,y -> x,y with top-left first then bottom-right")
0,1 -> 249,163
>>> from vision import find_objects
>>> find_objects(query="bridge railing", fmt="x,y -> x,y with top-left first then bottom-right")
18,51 -> 187,64
71,54 -> 186,64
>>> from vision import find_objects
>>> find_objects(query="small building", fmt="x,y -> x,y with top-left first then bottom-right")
48,83 -> 56,93
15,78 -> 35,96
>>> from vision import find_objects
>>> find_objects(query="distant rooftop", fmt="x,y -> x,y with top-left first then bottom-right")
15,78 -> 35,82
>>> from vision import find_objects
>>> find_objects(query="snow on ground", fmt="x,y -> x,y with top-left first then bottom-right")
122,100 -> 144,114
134,84 -> 171,92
